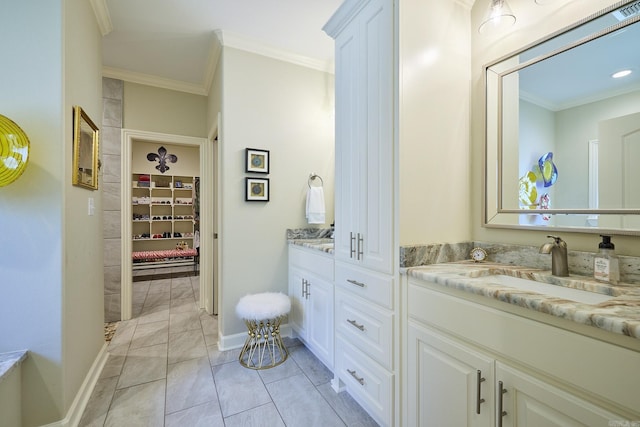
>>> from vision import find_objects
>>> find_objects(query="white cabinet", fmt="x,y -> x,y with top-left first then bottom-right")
288,245 -> 334,370
405,276 -> 639,426
496,362 -> 619,427
407,322 -> 620,427
407,322 -> 493,427
327,0 -> 394,275
333,261 -> 396,426
324,0 -> 397,424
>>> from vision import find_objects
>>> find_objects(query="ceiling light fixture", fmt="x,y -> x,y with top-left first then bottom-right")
479,0 -> 516,34
611,69 -> 633,79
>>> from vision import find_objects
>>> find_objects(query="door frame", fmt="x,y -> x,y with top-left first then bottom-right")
120,129 -> 213,320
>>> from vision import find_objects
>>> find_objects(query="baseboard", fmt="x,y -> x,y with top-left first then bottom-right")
40,343 -> 109,427
218,323 -> 292,351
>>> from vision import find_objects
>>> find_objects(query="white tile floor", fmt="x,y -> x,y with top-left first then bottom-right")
80,268 -> 378,426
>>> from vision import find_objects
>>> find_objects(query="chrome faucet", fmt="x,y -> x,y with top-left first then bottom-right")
539,235 -> 569,277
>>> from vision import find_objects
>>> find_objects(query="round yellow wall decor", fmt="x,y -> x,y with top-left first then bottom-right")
0,114 -> 30,187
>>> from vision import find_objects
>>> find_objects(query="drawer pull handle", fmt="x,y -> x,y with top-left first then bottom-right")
347,369 -> 365,385
498,381 -> 507,427
347,319 -> 365,331
346,279 -> 365,288
357,233 -> 363,260
476,370 -> 485,414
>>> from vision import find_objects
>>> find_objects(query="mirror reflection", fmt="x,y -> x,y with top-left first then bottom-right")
485,0 -> 640,233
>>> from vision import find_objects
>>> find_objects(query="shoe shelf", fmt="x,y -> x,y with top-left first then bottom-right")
131,174 -> 198,252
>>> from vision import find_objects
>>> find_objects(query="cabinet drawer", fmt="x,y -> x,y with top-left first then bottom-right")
289,245 -> 334,281
336,289 -> 393,370
336,335 -> 393,426
335,261 -> 393,309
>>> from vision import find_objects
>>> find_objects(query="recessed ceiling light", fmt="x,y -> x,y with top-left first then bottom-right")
612,69 -> 632,78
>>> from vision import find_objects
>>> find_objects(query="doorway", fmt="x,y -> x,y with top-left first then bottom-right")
121,129 -> 214,320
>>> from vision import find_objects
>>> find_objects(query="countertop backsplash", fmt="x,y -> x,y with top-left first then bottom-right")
286,228 -> 332,240
402,241 -> 640,285
285,231 -> 639,285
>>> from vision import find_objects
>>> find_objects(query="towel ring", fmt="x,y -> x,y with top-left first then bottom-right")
308,173 -> 324,188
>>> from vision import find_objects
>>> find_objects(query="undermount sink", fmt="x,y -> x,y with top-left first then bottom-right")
482,274 -> 615,304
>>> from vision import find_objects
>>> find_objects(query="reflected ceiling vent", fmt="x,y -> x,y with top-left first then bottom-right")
612,0 -> 640,21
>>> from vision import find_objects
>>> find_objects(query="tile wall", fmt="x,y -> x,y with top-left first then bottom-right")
102,77 -> 123,322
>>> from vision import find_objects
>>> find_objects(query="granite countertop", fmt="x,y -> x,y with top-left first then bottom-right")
406,262 -> 640,341
0,350 -> 28,384
288,238 -> 335,254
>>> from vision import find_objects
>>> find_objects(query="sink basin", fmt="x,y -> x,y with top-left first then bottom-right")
482,274 -> 615,304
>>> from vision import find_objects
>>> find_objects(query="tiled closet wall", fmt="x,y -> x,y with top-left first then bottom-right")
102,77 -> 123,322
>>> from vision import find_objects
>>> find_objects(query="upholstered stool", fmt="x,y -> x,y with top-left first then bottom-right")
236,292 -> 291,369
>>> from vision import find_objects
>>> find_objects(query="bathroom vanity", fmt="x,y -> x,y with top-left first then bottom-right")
288,242 -> 335,370
404,263 -> 640,426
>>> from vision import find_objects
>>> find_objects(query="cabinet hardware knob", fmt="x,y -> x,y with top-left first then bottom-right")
476,370 -> 485,415
498,380 -> 507,427
346,279 -> 366,288
347,369 -> 365,385
347,319 -> 365,331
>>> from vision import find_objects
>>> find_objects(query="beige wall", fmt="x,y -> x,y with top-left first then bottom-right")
399,0 -> 472,245
132,141 -> 199,176
0,0 -> 103,425
470,0 -> 640,256
218,47 -> 335,338
123,82 -> 208,137
63,0 -> 105,418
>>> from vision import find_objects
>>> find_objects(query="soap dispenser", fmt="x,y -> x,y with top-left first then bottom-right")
593,235 -> 620,284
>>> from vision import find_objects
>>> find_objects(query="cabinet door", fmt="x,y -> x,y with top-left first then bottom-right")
407,322 -> 493,427
306,275 -> 334,369
334,13 -> 361,264
496,362 -> 621,427
333,0 -> 393,275
356,0 -> 393,275
288,266 -> 308,340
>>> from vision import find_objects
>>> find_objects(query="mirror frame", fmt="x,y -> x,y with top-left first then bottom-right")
483,0 -> 640,235
72,106 -> 100,190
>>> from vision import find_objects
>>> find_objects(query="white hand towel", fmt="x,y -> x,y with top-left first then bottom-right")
306,186 -> 325,224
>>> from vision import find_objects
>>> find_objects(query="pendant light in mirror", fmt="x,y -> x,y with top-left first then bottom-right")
478,0 -> 516,34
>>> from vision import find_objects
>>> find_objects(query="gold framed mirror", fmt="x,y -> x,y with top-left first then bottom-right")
72,106 -> 100,190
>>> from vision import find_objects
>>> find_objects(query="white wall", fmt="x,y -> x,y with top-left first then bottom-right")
218,47 -> 335,338
398,0 -> 472,245
471,0 -> 640,256
0,0 -> 103,425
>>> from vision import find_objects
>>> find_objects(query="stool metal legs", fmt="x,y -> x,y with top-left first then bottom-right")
239,316 -> 288,369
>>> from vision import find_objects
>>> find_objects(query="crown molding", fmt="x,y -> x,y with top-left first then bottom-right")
102,66 -> 209,95
90,0 -> 112,36
202,35 -> 222,95
215,30 -> 334,74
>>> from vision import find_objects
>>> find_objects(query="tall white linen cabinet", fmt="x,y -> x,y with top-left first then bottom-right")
324,0 -> 472,424
323,0 -> 397,425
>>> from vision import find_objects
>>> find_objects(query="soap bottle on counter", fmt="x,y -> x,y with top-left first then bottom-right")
593,235 -> 620,284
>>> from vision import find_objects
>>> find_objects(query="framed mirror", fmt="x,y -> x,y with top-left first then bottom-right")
484,0 -> 640,235
72,106 -> 100,190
